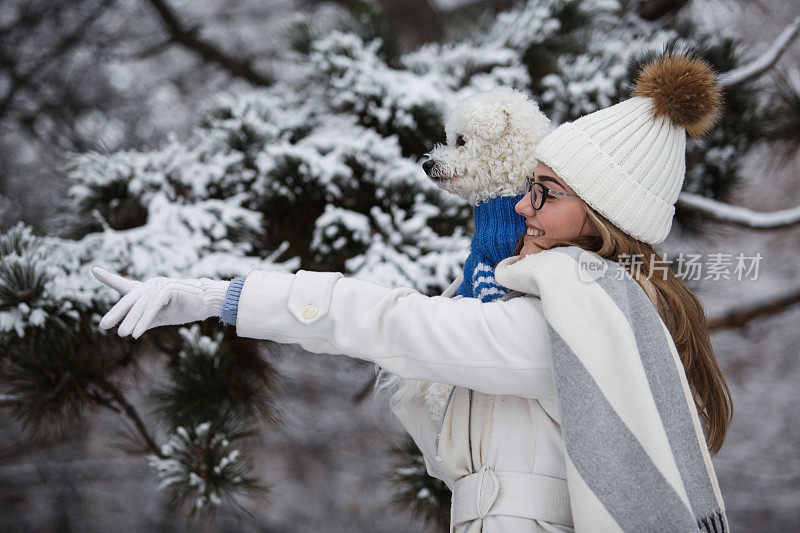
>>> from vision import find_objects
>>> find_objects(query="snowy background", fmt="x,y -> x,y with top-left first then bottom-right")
1,0 -> 799,531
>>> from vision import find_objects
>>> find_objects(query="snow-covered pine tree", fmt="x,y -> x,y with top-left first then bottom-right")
1,0 -> 798,527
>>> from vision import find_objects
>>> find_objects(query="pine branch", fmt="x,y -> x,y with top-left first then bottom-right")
93,374 -> 165,458
386,435 -> 450,531
719,16 -> 800,87
87,390 -> 122,413
144,0 -> 274,86
676,192 -> 800,230
708,286 -> 800,331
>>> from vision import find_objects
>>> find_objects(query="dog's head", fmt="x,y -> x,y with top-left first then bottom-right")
423,86 -> 551,205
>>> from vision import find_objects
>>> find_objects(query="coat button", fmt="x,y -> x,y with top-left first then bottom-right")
435,455 -> 443,462
302,305 -> 318,319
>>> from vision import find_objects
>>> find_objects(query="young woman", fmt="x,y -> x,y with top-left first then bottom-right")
93,48 -> 733,532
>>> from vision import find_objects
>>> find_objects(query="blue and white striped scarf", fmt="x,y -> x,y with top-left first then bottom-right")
456,195 -> 526,302
495,246 -> 729,533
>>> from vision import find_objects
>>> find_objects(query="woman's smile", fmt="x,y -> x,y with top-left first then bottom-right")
525,226 -> 545,237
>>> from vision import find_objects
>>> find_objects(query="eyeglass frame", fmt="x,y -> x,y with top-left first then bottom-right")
525,176 -> 580,210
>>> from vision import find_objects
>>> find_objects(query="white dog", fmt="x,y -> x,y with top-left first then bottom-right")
422,86 -> 551,301
423,86 -> 551,205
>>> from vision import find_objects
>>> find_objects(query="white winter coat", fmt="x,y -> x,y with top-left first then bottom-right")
234,260 -> 574,532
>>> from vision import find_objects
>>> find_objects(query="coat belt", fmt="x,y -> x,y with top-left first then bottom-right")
451,465 -> 573,529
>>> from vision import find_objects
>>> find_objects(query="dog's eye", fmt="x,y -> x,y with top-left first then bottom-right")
456,135 -> 466,147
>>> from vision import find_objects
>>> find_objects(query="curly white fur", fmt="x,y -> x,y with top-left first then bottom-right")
376,87 -> 552,420
373,368 -> 454,422
424,86 -> 552,205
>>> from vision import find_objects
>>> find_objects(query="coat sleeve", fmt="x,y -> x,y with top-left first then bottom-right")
235,269 -> 556,400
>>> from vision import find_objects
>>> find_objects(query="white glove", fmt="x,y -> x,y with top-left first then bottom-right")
92,266 -> 230,339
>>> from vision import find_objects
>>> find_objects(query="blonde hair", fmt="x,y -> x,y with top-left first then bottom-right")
518,202 -> 734,455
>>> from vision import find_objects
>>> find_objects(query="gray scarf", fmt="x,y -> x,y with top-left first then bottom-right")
496,246 -> 729,532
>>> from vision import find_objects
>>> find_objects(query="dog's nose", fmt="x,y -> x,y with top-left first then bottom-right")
422,159 -> 436,175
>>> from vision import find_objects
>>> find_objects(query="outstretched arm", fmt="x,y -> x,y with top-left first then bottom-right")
92,266 -> 555,399
232,269 -> 555,400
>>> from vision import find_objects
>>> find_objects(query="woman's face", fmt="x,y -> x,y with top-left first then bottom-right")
515,161 -> 595,256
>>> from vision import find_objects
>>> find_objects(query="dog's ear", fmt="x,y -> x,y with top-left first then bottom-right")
468,104 -> 509,141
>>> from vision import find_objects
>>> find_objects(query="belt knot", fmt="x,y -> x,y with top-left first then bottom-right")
475,464 -> 500,518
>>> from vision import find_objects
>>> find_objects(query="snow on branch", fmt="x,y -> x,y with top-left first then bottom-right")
719,15 -> 800,87
708,286 -> 800,331
677,192 -> 800,230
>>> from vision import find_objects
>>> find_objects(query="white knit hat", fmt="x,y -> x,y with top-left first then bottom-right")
534,47 -> 723,244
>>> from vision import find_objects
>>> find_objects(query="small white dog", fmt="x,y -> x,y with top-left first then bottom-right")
423,86 -> 551,205
422,86 -> 551,301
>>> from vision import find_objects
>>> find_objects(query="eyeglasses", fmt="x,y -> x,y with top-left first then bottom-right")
526,177 -> 580,210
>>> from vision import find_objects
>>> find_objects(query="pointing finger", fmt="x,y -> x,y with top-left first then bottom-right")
92,266 -> 140,295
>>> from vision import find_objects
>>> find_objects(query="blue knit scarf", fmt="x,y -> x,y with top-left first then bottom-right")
456,195 -> 526,302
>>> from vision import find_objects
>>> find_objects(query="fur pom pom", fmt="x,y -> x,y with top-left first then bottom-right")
627,43 -> 722,138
